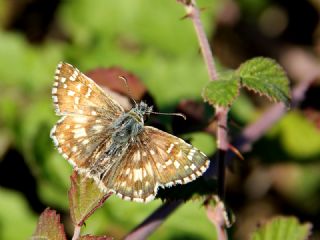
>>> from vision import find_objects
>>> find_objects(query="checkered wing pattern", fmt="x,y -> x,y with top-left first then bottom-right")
51,62 -> 210,203
102,126 -> 210,202
50,62 -> 124,168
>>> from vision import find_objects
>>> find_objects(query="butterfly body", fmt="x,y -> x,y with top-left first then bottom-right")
51,62 -> 210,202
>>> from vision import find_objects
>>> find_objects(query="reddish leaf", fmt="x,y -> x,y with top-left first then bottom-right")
69,171 -> 112,226
86,67 -> 147,100
32,208 -> 66,240
80,234 -> 113,240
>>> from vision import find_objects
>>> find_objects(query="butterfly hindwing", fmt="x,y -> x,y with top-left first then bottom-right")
50,115 -> 113,168
99,126 -> 210,202
143,127 -> 210,187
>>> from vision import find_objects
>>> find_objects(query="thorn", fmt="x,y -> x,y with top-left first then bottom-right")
228,143 -> 244,160
180,13 -> 192,20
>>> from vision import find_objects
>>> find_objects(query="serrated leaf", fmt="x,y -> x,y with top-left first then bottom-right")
250,216 -> 312,240
238,57 -> 290,106
69,171 -> 111,226
202,71 -> 240,107
80,234 -> 113,240
32,208 -> 66,240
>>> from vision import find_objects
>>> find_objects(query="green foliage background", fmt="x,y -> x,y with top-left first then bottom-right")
0,0 -> 319,239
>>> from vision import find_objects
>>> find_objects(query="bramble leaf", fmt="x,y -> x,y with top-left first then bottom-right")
202,71 -> 240,107
32,208 -> 66,240
238,57 -> 290,107
69,171 -> 112,226
250,216 -> 312,240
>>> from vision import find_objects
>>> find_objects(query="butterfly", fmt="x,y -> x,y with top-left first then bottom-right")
50,62 -> 210,202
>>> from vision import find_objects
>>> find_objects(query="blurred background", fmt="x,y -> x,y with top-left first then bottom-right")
0,0 -> 320,239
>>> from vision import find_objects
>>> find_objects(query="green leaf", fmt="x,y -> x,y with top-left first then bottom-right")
0,188 -> 37,239
181,132 -> 216,157
69,171 -> 111,226
250,216 -> 312,240
238,57 -> 290,106
278,111 -> 320,158
202,71 -> 240,107
32,208 -> 66,240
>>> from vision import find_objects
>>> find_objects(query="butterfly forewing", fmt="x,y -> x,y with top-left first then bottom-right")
51,62 -> 123,168
52,62 -> 124,117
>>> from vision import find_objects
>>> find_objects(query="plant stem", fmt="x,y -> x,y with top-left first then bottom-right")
125,73 -> 312,240
179,1 -> 229,238
215,107 -> 229,201
179,0 -> 218,81
179,0 -> 228,201
125,200 -> 182,240
72,225 -> 81,240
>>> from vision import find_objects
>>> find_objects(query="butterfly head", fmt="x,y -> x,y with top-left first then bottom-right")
132,101 -> 153,122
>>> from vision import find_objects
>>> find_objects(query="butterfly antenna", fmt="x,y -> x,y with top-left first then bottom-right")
119,75 -> 137,105
149,111 -> 187,120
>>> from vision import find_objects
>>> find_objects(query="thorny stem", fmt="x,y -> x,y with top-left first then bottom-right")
125,200 -> 183,240
179,0 -> 229,233
126,39 -> 316,240
179,0 -> 218,81
125,77 -> 312,240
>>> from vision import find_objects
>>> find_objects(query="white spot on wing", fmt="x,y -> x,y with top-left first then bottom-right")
200,165 -> 207,172
166,143 -> 175,154
165,159 -> 173,166
92,125 -> 104,132
133,197 -> 144,203
71,146 -> 78,153
183,176 -> 191,183
190,164 -> 196,171
174,160 -> 180,169
73,128 -> 87,138
52,88 -> 57,94
145,194 -> 155,202
150,149 -> 155,155
68,90 -> 75,96
145,162 -> 154,176
123,196 -> 131,201
74,97 -> 80,105
85,88 -> 92,98
133,168 -> 143,182
74,116 -> 87,123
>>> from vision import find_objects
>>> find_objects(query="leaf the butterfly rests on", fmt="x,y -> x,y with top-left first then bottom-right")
50,62 -> 210,202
